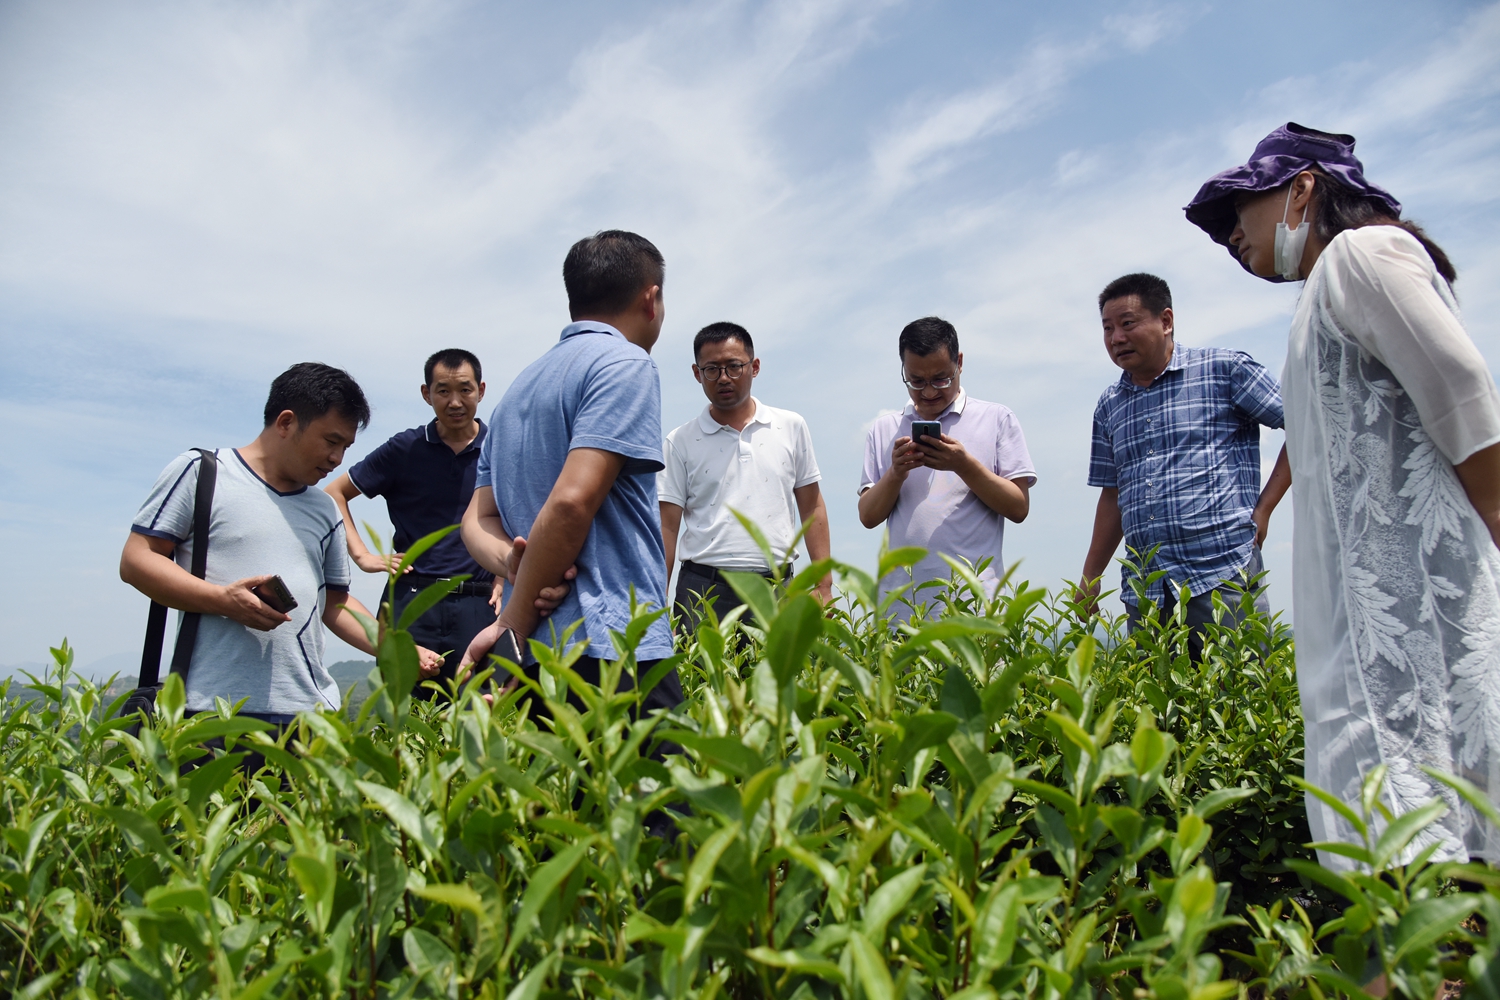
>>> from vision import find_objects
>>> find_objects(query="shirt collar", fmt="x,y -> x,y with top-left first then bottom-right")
697,397 -> 768,433
902,388 -> 968,419
423,418 -> 487,453
1117,342 -> 1185,390
560,320 -> 626,342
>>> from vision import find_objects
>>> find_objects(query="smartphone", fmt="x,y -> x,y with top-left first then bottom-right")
254,575 -> 299,614
910,420 -> 943,445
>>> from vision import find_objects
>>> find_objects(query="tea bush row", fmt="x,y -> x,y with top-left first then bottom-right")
1,541 -> 1498,999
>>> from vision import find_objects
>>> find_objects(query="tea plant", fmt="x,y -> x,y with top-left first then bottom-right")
0,530 -> 1490,998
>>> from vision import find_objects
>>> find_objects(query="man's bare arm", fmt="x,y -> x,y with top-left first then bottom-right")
323,589 -> 441,676
793,482 -> 834,602
461,484 -> 577,615
1076,487 -> 1125,612
325,473 -> 404,574
1252,444 -> 1291,548
460,486 -> 515,578
660,501 -> 683,591
120,532 -> 289,631
915,434 -> 1030,521
859,437 -> 922,528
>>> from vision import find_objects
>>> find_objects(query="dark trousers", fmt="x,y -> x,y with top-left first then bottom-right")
674,560 -> 785,632
393,578 -> 498,700
1126,547 -> 1270,660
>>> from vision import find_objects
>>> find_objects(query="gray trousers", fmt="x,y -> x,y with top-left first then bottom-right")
1126,546 -> 1269,660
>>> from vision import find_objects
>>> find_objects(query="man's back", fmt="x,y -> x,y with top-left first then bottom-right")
133,448 -> 350,712
480,322 -> 671,659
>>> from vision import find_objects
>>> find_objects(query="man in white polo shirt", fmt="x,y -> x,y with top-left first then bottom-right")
660,322 -> 831,628
859,316 -> 1036,619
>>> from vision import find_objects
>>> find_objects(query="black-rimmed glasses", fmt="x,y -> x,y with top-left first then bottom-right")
698,362 -> 749,380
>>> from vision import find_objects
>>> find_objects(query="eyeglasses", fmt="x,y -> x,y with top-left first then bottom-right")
902,374 -> 956,391
698,362 -> 749,380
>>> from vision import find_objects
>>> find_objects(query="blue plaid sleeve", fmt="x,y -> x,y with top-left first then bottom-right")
1087,396 -> 1118,488
1228,352 -> 1285,430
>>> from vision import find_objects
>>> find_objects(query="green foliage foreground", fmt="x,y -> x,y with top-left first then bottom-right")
5,546 -> 1500,999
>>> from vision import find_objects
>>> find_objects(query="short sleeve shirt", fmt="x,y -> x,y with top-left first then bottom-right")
476,322 -> 671,660
1088,344 -> 1284,604
659,400 -> 822,570
347,421 -> 492,581
131,449 -> 351,713
860,391 -> 1036,610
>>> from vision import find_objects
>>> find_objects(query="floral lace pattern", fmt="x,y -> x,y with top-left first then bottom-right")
1311,304 -> 1500,863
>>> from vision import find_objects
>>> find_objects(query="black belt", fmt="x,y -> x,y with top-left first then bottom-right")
680,560 -> 792,582
401,574 -> 495,598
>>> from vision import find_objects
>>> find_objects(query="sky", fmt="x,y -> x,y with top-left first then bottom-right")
2,0 -> 1498,676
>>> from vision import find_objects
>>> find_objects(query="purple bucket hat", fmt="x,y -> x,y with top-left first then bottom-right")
1184,122 -> 1402,276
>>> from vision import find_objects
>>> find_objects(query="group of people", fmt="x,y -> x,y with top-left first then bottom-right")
121,122 -> 1500,872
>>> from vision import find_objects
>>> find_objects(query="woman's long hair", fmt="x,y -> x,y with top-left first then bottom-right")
1312,169 -> 1457,283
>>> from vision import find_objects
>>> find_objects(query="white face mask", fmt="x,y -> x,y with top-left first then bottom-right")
1273,184 -> 1311,281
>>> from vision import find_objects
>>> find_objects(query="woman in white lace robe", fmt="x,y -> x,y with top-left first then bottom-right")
1186,123 -> 1500,870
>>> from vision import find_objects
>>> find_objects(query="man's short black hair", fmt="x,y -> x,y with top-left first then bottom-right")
693,321 -> 754,361
263,362 -> 371,430
898,317 -> 960,361
563,230 -> 665,319
425,348 -> 482,386
1098,273 -> 1172,316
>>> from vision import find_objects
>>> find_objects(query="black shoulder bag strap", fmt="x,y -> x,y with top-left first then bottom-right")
137,448 -> 218,688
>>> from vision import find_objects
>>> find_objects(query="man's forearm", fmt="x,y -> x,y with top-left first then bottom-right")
497,500 -> 594,638
324,591 -> 376,656
803,496 -> 832,562
659,502 -> 682,588
1081,489 -> 1125,583
958,457 -> 1030,521
1255,444 -> 1292,515
858,474 -> 901,528
120,534 -> 229,615
461,488 -> 515,579
326,475 -> 377,564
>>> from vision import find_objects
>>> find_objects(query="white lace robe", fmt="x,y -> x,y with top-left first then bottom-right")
1286,226 -> 1500,870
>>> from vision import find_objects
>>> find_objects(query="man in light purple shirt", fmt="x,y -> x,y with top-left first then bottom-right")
859,317 -> 1036,617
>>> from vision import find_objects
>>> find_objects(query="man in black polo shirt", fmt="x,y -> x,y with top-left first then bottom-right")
326,349 -> 498,698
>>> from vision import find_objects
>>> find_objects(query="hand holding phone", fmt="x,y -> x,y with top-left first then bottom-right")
910,420 -> 943,446
252,575 -> 299,614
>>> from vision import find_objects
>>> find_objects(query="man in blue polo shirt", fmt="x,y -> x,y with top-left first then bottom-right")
326,349 -> 500,698
1078,272 -> 1291,659
460,230 -> 679,713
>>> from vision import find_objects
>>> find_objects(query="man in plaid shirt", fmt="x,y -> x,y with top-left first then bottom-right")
1078,273 -> 1291,656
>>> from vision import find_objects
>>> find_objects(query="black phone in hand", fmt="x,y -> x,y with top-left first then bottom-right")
910,420 -> 942,445
253,575 -> 299,614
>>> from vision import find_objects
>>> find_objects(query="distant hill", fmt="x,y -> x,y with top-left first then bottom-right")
1,656 -> 383,717
327,659 -> 377,714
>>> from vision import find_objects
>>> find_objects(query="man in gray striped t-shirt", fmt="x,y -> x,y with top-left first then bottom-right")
121,363 -> 440,719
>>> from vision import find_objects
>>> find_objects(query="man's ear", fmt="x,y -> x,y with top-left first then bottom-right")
421,384 -> 433,405
751,357 -> 762,377
477,381 -> 486,402
1160,307 -> 1174,338
642,284 -> 662,320
274,409 -> 298,438
955,351 -> 964,372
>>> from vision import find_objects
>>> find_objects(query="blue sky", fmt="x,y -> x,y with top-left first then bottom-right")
2,0 -> 1498,674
